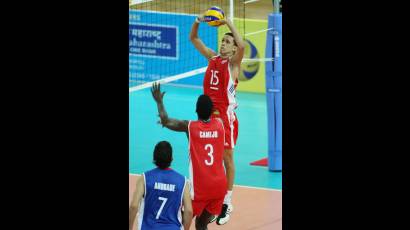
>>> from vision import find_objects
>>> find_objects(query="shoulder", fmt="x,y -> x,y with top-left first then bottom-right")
209,55 -> 220,61
214,117 -> 224,125
188,120 -> 197,127
136,173 -> 146,189
171,169 -> 185,179
212,118 -> 224,128
144,168 -> 156,175
144,168 -> 161,178
216,118 -> 226,132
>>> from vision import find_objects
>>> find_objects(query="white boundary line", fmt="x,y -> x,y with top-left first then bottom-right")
242,58 -> 274,63
244,0 -> 260,4
129,82 -> 202,90
129,57 -> 273,92
129,9 -> 267,22
245,28 -> 274,36
132,0 -> 153,5
234,184 -> 282,192
131,9 -> 197,17
129,173 -> 282,192
129,67 -> 207,93
235,18 -> 268,22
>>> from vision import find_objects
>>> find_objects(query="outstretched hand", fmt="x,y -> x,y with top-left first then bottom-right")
151,82 -> 165,104
197,13 -> 204,21
216,19 -> 227,26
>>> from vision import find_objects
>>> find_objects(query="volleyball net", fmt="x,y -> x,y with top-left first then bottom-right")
129,0 -> 246,91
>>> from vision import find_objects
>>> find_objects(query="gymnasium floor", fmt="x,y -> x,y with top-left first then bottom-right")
129,84 -> 282,229
129,84 -> 281,190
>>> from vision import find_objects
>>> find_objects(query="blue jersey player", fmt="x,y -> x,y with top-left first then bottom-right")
129,141 -> 193,230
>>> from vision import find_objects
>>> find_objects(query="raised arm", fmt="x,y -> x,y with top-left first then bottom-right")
221,19 -> 245,66
151,82 -> 189,133
189,15 -> 217,59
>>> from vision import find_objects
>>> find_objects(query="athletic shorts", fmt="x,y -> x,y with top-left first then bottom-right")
192,197 -> 225,216
211,110 -> 238,150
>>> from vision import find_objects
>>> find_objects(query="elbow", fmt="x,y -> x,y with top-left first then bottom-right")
160,116 -> 169,125
189,33 -> 198,42
184,209 -> 193,218
237,42 -> 245,51
185,205 -> 193,216
235,37 -> 245,50
130,202 -> 139,210
129,205 -> 138,214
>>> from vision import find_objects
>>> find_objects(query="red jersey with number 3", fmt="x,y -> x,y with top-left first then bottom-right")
203,56 -> 238,114
188,118 -> 227,201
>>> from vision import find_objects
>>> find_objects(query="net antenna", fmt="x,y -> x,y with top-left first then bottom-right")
273,0 -> 280,13
229,0 -> 234,21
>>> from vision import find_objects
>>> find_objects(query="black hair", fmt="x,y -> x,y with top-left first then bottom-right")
224,32 -> 238,46
153,141 -> 172,169
196,95 -> 213,121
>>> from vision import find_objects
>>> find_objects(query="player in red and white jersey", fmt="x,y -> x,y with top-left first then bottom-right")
151,82 -> 227,230
190,16 -> 245,225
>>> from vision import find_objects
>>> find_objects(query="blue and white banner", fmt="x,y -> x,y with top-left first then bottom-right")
129,24 -> 178,59
129,10 -> 218,87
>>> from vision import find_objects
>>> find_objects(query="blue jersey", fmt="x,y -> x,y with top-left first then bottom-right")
138,168 -> 186,230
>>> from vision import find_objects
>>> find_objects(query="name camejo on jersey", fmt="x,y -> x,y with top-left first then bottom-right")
199,131 -> 218,138
154,182 -> 176,192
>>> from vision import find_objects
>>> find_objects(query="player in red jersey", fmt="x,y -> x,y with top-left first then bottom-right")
190,16 -> 245,225
151,82 -> 227,230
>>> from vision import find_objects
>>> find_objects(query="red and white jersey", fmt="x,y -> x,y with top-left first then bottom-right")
188,118 -> 227,201
203,56 -> 238,114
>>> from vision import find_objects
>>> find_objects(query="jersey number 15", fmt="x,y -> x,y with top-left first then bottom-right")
210,70 -> 219,86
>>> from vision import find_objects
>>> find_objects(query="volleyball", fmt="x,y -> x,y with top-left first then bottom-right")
239,39 -> 260,81
203,6 -> 225,27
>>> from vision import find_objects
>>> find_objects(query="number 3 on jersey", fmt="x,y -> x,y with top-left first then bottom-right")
210,70 -> 219,86
204,144 -> 214,166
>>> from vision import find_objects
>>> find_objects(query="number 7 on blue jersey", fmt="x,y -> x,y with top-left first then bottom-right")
156,197 -> 168,219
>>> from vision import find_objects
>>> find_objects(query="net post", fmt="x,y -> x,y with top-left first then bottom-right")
273,0 -> 280,13
229,0 -> 234,21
